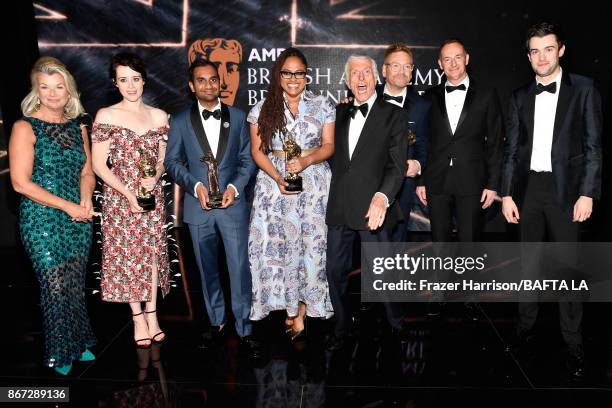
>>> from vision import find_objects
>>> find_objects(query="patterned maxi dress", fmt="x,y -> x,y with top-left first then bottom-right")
18,117 -> 96,367
91,123 -> 170,302
248,91 -> 335,320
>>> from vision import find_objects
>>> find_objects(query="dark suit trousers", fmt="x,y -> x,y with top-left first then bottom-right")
428,193 -> 483,242
326,225 -> 403,338
188,211 -> 253,338
518,172 -> 582,345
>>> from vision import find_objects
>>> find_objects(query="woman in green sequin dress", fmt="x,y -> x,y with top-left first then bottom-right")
9,57 -> 96,375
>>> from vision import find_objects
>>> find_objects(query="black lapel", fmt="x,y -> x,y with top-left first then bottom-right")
351,98 -> 381,160
455,82 -> 474,133
337,105 -> 350,162
189,103 -> 212,157
216,103 -> 230,162
524,82 -> 537,153
435,85 -> 453,137
552,72 -> 573,146
402,90 -> 412,114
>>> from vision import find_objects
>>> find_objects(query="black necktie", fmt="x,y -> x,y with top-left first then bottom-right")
535,82 -> 557,95
445,84 -> 466,93
349,103 -> 369,119
383,93 -> 403,104
202,109 -> 221,120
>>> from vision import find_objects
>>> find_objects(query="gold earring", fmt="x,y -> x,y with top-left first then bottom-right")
34,97 -> 41,111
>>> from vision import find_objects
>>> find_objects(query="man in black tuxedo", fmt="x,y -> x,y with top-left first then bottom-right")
325,55 -> 408,350
379,43 -> 431,241
416,39 -> 503,242
501,22 -> 602,380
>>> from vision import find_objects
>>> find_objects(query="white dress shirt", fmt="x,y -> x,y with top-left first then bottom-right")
348,92 -> 378,159
445,75 -> 470,134
194,100 -> 237,198
530,69 -> 563,172
382,85 -> 407,108
348,91 -> 389,207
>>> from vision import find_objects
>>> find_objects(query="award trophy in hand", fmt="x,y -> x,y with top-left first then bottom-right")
136,150 -> 156,211
282,130 -> 303,192
200,154 -> 223,208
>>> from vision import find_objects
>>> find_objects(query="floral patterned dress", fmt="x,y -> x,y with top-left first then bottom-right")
92,123 -> 170,303
248,91 -> 335,320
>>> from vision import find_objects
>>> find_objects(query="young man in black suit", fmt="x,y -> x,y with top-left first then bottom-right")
416,39 -> 503,242
501,22 -> 602,380
325,55 -> 409,350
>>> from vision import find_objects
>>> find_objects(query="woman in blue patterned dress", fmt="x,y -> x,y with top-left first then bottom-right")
9,57 -> 96,375
248,48 -> 335,340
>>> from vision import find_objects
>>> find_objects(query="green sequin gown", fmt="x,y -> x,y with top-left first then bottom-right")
18,117 -> 96,368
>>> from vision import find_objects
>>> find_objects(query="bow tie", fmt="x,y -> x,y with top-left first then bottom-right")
348,103 -> 369,119
535,82 -> 557,95
445,84 -> 466,93
202,109 -> 221,120
383,93 -> 403,104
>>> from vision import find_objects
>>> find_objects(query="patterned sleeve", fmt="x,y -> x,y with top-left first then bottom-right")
158,125 -> 169,142
247,100 -> 265,125
323,97 -> 336,124
91,123 -> 112,143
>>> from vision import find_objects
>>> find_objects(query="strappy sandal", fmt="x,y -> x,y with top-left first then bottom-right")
145,310 -> 166,344
133,311 -> 152,349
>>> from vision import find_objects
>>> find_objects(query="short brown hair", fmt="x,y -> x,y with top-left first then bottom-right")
384,43 -> 413,61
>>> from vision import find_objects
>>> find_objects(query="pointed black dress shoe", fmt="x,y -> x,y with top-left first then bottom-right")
199,325 -> 226,350
325,334 -> 346,352
240,335 -> 263,359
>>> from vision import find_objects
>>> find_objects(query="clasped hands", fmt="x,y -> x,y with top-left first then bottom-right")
196,183 -> 235,210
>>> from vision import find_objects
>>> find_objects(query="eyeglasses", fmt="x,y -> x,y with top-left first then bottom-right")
384,63 -> 414,73
280,70 -> 307,79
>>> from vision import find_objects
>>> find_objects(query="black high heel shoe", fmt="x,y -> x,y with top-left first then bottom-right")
133,311 -> 152,349
145,310 -> 166,344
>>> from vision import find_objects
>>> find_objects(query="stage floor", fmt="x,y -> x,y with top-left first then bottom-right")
3,229 -> 612,407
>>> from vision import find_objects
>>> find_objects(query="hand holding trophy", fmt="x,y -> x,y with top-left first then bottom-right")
136,150 -> 156,211
282,129 -> 303,192
200,154 -> 223,208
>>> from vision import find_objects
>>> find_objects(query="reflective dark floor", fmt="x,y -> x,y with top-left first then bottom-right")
3,230 -> 612,407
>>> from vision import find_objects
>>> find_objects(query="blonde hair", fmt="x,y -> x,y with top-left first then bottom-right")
21,56 -> 85,119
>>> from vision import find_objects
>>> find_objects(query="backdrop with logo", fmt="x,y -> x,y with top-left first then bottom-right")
31,0 -> 609,232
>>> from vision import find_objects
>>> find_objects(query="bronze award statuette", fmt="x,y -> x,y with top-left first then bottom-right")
283,138 -> 303,192
407,128 -> 417,146
200,154 -> 223,208
136,151 -> 156,211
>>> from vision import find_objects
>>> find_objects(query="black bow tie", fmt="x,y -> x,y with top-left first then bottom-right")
445,84 -> 466,93
348,103 -> 369,119
383,93 -> 403,104
535,82 -> 557,95
202,109 -> 221,120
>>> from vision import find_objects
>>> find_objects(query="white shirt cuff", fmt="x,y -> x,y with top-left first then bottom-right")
227,184 -> 239,198
374,192 -> 390,207
194,182 -> 202,197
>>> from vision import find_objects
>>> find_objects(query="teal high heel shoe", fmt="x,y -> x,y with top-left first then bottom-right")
54,363 -> 72,376
79,349 -> 96,362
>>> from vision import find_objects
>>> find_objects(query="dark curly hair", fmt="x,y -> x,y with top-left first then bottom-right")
525,22 -> 564,52
256,47 -> 308,152
109,52 -> 147,83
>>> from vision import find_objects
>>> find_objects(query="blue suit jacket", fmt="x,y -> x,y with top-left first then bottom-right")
164,102 -> 256,225
374,84 -> 431,220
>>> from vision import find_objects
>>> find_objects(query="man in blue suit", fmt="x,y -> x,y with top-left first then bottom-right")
165,60 -> 259,357
378,43 -> 431,241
